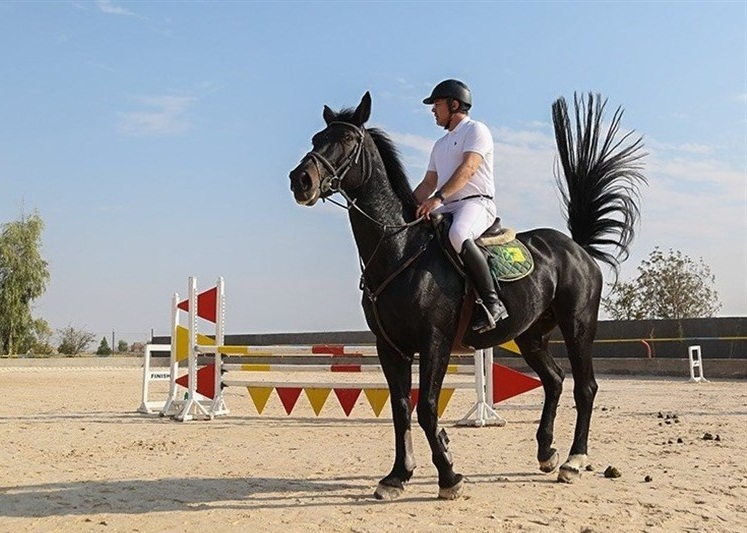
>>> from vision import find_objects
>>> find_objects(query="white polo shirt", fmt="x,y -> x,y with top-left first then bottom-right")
427,116 -> 495,201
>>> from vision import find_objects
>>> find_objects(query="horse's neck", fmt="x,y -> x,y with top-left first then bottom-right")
347,171 -> 422,283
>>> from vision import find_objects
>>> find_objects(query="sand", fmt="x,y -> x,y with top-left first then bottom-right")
0,361 -> 745,533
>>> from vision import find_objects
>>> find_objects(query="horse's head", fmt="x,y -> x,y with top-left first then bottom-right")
290,92 -> 372,206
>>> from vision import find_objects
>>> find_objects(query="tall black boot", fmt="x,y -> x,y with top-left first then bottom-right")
460,239 -> 509,332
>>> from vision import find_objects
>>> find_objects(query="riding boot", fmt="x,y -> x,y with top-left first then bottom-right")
460,239 -> 509,332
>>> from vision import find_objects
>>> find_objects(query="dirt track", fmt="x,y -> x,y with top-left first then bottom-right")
0,363 -> 745,532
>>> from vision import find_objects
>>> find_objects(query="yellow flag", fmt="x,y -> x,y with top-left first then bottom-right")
364,388 -> 390,417
247,387 -> 273,414
304,387 -> 331,416
438,388 -> 455,417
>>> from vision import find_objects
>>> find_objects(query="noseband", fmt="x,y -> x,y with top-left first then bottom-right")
304,121 -> 367,195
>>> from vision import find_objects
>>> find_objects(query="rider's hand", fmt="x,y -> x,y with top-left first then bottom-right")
416,196 -> 442,220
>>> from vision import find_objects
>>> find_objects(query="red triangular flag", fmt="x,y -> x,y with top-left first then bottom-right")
195,363 -> 216,399
174,364 -> 216,399
175,373 -> 188,389
276,387 -> 303,415
334,388 -> 362,416
176,286 -> 218,323
409,388 -> 420,414
492,363 -> 542,403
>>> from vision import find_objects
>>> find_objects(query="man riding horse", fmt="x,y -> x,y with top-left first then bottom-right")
414,79 -> 509,333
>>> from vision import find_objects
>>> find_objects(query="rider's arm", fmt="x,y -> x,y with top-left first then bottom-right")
413,170 -> 438,204
436,151 -> 483,200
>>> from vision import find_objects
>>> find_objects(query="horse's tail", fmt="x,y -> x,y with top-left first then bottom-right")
552,93 -> 647,276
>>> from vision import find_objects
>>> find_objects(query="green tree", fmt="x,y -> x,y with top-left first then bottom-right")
96,336 -> 112,356
57,326 -> 95,356
602,247 -> 722,319
117,340 -> 129,353
0,212 -> 50,355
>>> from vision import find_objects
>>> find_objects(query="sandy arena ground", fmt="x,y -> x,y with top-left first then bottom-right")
0,360 -> 745,533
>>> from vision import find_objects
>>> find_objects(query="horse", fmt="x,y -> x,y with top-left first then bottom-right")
289,91 -> 646,500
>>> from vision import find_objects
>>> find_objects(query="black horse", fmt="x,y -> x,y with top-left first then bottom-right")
289,92 -> 645,500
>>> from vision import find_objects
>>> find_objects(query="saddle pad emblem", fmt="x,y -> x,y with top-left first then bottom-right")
486,239 -> 534,282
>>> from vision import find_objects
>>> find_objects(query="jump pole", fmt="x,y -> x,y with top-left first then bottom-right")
159,293 -> 185,417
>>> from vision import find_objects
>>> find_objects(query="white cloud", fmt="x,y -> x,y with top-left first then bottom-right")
118,95 -> 196,136
96,0 -> 136,16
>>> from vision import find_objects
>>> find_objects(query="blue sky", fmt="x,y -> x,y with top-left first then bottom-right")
1,1 -> 745,344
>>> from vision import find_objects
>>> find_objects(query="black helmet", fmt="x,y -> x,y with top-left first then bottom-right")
422,79 -> 472,109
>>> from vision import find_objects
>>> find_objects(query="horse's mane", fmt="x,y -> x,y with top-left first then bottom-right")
336,108 -> 418,216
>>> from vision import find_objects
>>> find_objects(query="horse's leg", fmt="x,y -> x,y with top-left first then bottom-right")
373,341 -> 416,500
515,323 -> 565,474
416,340 -> 464,499
555,309 -> 598,483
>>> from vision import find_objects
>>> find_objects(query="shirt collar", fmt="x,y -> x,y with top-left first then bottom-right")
449,115 -> 471,134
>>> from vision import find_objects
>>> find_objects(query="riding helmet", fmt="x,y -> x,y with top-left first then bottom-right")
422,79 -> 472,109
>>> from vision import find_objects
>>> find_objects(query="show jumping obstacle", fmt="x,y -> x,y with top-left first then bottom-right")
138,277 -> 541,423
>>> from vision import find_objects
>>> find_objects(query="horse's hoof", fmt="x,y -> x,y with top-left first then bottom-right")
539,449 -> 559,473
374,483 -> 405,501
437,477 -> 465,500
557,464 -> 581,483
557,454 -> 587,483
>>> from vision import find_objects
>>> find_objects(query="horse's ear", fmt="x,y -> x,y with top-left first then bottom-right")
352,92 -> 372,126
323,105 -> 336,125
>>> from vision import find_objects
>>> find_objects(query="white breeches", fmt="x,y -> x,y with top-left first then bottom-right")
435,197 -> 497,253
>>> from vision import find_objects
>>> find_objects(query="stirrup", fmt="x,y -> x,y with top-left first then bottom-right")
472,298 -> 508,333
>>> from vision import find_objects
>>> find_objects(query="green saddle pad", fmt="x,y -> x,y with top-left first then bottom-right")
485,239 -> 534,282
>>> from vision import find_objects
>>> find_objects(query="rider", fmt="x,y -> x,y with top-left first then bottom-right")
414,79 -> 509,332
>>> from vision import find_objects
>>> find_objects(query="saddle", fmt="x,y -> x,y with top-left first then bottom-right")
433,214 -> 534,283
432,213 -> 534,353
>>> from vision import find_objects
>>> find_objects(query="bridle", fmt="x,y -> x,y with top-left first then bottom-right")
304,121 -> 368,197
303,120 -> 424,231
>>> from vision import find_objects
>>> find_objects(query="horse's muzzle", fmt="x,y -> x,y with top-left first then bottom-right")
289,163 -> 320,206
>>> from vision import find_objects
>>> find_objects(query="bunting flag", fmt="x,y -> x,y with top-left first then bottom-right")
438,388 -> 455,417
492,363 -> 542,403
334,388 -> 362,416
364,388 -> 390,417
409,389 -> 420,413
177,286 -> 218,323
304,387 -> 332,415
247,386 -> 273,414
276,387 -> 303,414
239,384 -> 457,417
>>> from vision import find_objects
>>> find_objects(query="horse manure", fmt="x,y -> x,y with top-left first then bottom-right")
703,432 -> 714,440
644,475 -> 653,482
585,464 -> 595,472
603,466 -> 621,478
715,434 -> 721,441
677,437 -> 684,444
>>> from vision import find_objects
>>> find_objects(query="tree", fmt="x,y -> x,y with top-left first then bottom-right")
117,340 -> 129,353
57,326 -> 95,356
0,212 -> 50,355
602,247 -> 722,319
29,318 -> 56,356
96,337 -> 112,356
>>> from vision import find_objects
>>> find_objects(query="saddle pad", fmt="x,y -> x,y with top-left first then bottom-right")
486,238 -> 534,282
